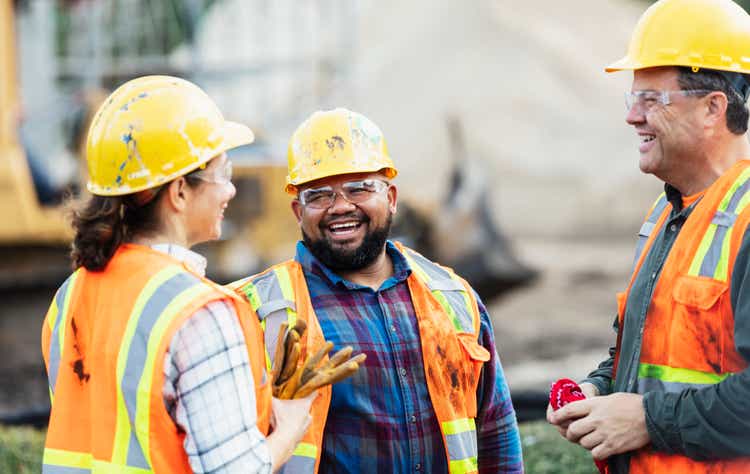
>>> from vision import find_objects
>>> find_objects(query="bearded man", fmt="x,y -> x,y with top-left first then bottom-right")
231,108 -> 522,474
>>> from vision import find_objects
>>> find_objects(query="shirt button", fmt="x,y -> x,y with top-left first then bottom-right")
651,272 -> 657,279
410,415 -> 417,423
391,325 -> 397,333
415,464 -> 422,471
399,368 -> 407,377
670,224 -> 677,232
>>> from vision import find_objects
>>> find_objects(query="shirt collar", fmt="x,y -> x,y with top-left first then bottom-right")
295,240 -> 412,291
150,243 -> 207,276
664,183 -> 704,214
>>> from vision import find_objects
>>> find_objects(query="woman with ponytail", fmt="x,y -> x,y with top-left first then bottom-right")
41,76 -> 314,474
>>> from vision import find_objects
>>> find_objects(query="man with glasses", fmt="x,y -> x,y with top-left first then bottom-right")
231,108 -> 522,473
548,0 -> 750,473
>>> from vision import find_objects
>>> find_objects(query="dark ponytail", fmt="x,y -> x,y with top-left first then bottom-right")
69,187 -> 167,271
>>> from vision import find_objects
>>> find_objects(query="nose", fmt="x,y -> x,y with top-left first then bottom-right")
326,190 -> 356,214
626,102 -> 645,126
226,181 -> 237,200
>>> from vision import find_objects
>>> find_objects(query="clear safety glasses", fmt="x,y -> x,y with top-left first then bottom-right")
189,160 -> 233,184
298,179 -> 389,209
624,89 -> 712,113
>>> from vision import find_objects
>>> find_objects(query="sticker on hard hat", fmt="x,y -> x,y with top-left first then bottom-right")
128,169 -> 151,180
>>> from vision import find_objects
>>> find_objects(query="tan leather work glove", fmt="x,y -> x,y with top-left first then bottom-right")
271,320 -> 366,399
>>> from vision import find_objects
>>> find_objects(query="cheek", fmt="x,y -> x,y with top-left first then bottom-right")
300,211 -> 323,234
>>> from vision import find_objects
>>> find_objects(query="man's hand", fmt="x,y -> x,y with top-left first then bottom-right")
547,382 -> 600,436
550,392 -> 651,459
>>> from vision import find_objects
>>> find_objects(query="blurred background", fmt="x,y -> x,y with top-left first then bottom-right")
2,0 -> 748,428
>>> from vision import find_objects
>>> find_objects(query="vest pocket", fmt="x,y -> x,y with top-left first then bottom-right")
457,333 -> 490,418
669,275 -> 727,373
672,275 -> 727,310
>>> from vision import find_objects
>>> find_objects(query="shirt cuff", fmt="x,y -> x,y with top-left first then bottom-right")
643,390 -> 684,454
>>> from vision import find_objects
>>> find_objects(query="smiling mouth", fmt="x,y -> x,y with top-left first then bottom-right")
328,221 -> 363,235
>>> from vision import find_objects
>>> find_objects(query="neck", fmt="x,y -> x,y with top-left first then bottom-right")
338,247 -> 393,290
671,134 -> 750,195
130,221 -> 189,249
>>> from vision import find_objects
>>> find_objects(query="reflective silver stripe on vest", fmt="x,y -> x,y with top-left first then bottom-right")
404,248 -> 474,333
632,194 -> 669,270
637,378 -> 715,394
698,211 -> 738,277
697,177 -> 750,278
120,271 -> 203,469
249,269 -> 294,364
278,455 -> 316,473
445,429 -> 478,465
257,298 -> 296,320
47,273 -> 78,399
42,466 -> 91,474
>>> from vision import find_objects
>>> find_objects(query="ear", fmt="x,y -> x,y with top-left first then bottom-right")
704,91 -> 729,129
387,183 -> 398,214
165,177 -> 190,213
291,198 -> 304,223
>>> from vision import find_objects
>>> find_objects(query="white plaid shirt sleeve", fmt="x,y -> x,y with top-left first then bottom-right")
163,299 -> 272,474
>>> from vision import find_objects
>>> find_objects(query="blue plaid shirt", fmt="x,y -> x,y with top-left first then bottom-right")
296,241 -> 523,473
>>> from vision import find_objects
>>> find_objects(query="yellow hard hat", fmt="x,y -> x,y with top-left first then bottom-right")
285,108 -> 398,194
606,0 -> 750,74
85,75 -> 254,196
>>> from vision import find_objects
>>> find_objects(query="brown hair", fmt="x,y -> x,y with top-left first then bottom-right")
70,170 -> 207,271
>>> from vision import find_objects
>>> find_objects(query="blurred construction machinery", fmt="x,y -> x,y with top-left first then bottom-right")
0,0 -> 540,427
0,0 -> 535,300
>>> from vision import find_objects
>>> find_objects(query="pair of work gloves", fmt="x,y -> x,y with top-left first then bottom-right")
271,319 -> 367,399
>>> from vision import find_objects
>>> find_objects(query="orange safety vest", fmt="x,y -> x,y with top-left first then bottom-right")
41,244 -> 271,473
231,242 -> 490,474
615,160 -> 750,473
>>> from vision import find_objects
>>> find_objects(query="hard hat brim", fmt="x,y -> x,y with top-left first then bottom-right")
222,121 -> 255,150
605,56 -> 637,73
284,166 -> 398,195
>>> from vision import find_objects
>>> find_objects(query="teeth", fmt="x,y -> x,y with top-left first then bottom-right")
642,135 -> 655,143
330,222 -> 359,231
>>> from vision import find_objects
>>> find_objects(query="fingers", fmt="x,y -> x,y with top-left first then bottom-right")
551,398 -> 592,424
579,430 -> 605,451
566,416 -> 595,443
591,442 -> 611,461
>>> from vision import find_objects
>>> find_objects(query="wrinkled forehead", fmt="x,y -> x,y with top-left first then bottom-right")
297,171 -> 390,192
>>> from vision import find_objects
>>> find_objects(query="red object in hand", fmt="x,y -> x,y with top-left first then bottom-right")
549,378 -> 608,474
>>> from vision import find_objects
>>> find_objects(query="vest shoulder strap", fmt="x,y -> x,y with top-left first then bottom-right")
687,165 -> 750,281
399,245 -> 480,335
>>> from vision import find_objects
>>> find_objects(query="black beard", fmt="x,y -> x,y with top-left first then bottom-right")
303,213 -> 392,272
